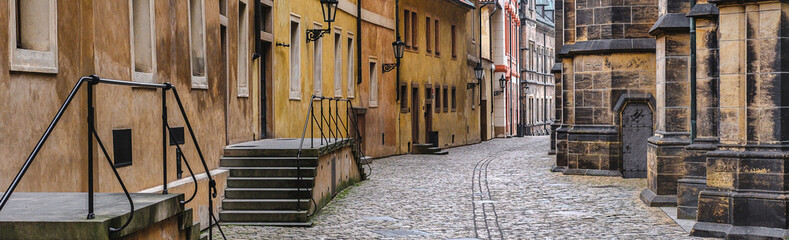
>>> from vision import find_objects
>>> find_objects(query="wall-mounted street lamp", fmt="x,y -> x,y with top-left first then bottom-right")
306,0 -> 339,43
467,64 -> 484,89
494,75 -> 506,96
521,81 -> 529,91
383,38 -> 406,73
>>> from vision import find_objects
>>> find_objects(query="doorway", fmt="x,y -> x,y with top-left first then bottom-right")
256,1 -> 273,138
480,100 -> 487,140
411,86 -> 419,144
621,102 -> 652,178
424,85 -> 433,144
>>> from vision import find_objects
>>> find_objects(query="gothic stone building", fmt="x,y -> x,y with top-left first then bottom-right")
520,0 -> 556,137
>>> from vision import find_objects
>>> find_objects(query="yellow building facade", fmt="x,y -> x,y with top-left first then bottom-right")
397,0 -> 479,152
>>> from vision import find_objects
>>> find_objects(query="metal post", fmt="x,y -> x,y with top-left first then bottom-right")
162,88 -> 168,194
87,78 -> 95,219
311,100 -> 314,148
320,99 -> 325,145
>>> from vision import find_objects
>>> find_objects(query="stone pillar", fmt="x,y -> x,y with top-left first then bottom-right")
555,57 -> 573,172
676,1 -> 719,220
549,62 -> 562,157
640,0 -> 692,207
692,1 -> 789,238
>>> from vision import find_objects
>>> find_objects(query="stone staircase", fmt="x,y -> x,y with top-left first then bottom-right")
219,155 -> 315,226
412,143 -> 448,155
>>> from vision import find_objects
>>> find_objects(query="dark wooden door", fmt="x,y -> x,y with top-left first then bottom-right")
411,87 -> 419,144
480,100 -> 487,140
622,103 -> 652,178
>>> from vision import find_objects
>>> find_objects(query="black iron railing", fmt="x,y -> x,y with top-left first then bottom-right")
296,95 -> 371,215
0,75 -> 225,239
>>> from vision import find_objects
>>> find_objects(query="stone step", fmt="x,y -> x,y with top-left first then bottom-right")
178,208 -> 194,231
222,199 -> 311,211
434,150 -> 449,155
221,221 -> 313,227
189,222 -> 201,240
224,188 -> 312,199
220,156 -> 318,167
219,210 -> 308,223
227,177 -> 315,188
225,167 -> 317,177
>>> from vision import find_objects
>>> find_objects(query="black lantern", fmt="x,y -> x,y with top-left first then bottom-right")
521,81 -> 529,91
393,40 -> 406,60
307,0 -> 339,43
474,64 -> 484,81
321,0 -> 339,23
384,38 -> 405,73
499,75 -> 508,89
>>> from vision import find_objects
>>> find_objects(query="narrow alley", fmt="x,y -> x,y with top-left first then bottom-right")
217,137 -> 695,239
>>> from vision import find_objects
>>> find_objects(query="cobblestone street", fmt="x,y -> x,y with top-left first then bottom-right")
217,137 -> 697,239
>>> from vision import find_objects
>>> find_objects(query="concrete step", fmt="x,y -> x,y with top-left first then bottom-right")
219,210 -> 308,223
225,167 -> 317,177
227,177 -> 315,188
221,221 -> 313,227
434,150 -> 449,155
224,188 -> 312,199
220,156 -> 318,167
189,222 -> 201,240
179,208 -> 194,231
222,199 -> 311,211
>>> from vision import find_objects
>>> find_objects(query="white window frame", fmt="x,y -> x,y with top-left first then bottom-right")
369,57 -> 378,107
346,32 -> 355,98
333,27 -> 342,97
237,0 -> 249,97
8,0 -> 58,74
188,0 -> 208,89
289,14 -> 302,100
129,0 -> 157,83
312,22 -> 323,96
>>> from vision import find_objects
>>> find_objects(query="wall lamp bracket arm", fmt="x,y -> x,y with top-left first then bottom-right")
382,63 -> 398,73
306,29 -> 330,43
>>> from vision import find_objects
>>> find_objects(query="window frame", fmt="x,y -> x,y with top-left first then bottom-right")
425,16 -> 431,54
368,57 -> 379,107
442,85 -> 448,112
312,22 -> 323,96
451,86 -> 457,112
333,27 -> 342,97
451,25 -> 457,58
434,18 -> 440,56
188,0 -> 208,89
347,32 -> 355,98
400,82 -> 409,113
289,14 -> 302,100
129,0 -> 158,83
237,0 -> 250,97
434,84 -> 441,113
8,0 -> 58,74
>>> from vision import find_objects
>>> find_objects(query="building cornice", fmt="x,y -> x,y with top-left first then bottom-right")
558,38 -> 656,57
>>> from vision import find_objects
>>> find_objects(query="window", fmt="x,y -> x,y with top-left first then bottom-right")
451,25 -> 456,58
237,1 -> 249,97
451,86 -> 457,111
313,23 -> 323,96
347,33 -> 355,98
189,0 -> 207,88
334,30 -> 342,97
435,85 -> 441,113
289,15 -> 301,100
404,10 -> 411,48
411,11 -> 418,49
400,82 -> 408,112
369,58 -> 379,107
9,0 -> 58,73
443,85 -> 449,112
434,19 -> 440,56
425,17 -> 431,53
130,0 -> 157,83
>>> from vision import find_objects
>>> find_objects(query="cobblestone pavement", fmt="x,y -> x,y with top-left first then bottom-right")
215,137 -> 700,239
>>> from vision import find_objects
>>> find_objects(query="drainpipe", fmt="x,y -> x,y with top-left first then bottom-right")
489,4 -> 498,116
689,0 -> 697,144
543,32 -> 547,133
357,0 -> 362,86
395,0 -> 401,100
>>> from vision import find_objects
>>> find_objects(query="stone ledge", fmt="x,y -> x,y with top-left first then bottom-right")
691,222 -> 789,239
562,169 -> 622,177
640,188 -> 677,207
649,13 -> 690,36
686,3 -> 719,18
0,193 -> 184,240
558,38 -> 656,57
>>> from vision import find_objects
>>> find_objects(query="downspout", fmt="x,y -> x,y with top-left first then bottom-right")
489,5 -> 498,115
543,32 -> 547,133
396,0 -> 401,101
689,0 -> 697,144
357,0 -> 362,86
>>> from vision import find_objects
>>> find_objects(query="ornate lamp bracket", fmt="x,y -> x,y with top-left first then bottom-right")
306,29 -> 330,43
382,63 -> 398,73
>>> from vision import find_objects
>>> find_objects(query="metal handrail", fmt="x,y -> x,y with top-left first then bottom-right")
0,76 -> 225,239
295,96 -> 371,216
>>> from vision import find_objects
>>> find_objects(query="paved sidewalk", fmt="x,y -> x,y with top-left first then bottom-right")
215,137 -> 698,239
